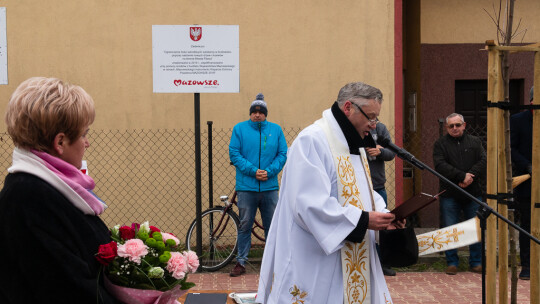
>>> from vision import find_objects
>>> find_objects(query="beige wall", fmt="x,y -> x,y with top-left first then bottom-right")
422,0 -> 540,44
0,0 -> 397,234
0,0 -> 396,132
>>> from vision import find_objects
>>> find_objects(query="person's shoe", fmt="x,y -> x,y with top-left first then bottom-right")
519,268 -> 530,280
230,262 -> 246,277
382,266 -> 396,276
470,265 -> 482,274
445,265 -> 458,275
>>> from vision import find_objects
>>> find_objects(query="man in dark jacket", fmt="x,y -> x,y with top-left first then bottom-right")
367,122 -> 396,276
433,113 -> 486,275
510,86 -> 534,280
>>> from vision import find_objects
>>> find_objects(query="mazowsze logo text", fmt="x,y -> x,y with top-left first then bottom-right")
174,79 -> 219,86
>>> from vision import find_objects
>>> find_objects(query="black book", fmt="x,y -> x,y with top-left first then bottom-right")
184,292 -> 228,304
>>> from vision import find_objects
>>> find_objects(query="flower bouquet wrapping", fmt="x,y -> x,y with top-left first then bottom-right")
96,222 -> 199,304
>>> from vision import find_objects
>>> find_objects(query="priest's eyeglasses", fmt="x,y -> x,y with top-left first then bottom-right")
350,102 -> 379,125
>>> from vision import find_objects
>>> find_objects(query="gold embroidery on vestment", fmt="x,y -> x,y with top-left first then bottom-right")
343,241 -> 369,303
337,156 -> 364,209
417,227 -> 466,254
337,154 -> 370,304
289,285 -> 308,304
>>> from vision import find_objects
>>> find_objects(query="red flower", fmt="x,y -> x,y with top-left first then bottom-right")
119,225 -> 136,240
96,241 -> 118,266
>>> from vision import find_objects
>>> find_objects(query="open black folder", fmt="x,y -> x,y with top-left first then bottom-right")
390,191 -> 445,221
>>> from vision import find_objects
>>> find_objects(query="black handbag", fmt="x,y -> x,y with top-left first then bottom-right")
378,225 -> 419,267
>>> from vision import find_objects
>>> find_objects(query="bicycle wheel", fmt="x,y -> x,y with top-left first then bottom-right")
185,207 -> 240,271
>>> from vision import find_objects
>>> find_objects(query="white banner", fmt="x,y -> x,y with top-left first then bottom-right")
417,217 -> 481,256
0,8 -> 7,85
152,25 -> 239,93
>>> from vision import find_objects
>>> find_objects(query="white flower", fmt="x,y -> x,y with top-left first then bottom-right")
111,225 -> 121,239
139,221 -> 150,234
148,267 -> 165,278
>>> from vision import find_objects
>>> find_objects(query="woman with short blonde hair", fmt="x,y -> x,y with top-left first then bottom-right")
5,77 -> 95,152
0,77 -> 119,303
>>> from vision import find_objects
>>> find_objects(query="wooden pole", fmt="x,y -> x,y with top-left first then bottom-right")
485,45 -> 540,52
486,45 -> 501,304
501,3 -> 515,299
531,51 -> 540,304
497,92 -> 509,303
499,4 -> 513,293
509,209 -> 518,304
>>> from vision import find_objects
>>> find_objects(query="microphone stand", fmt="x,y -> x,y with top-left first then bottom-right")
391,147 -> 540,304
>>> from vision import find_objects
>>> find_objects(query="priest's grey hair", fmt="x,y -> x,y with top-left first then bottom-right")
336,82 -> 383,107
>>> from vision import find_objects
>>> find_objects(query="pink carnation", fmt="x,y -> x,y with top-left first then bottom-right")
183,251 -> 199,273
117,239 -> 148,264
161,232 -> 180,247
166,252 -> 188,279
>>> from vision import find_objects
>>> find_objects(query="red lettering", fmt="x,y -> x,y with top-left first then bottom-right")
173,79 -> 220,86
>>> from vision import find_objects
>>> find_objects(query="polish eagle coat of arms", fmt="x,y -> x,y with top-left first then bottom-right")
190,27 -> 202,41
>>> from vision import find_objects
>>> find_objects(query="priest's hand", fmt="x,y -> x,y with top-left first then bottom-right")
387,219 -> 406,230
367,212 -> 395,230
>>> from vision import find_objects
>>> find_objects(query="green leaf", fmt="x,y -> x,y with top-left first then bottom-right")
133,283 -> 155,290
107,273 -> 130,286
181,281 -> 196,290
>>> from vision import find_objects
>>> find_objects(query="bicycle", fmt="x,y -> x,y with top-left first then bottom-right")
185,191 -> 266,271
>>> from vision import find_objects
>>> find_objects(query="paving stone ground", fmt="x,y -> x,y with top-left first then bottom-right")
186,271 -> 531,303
185,229 -> 532,303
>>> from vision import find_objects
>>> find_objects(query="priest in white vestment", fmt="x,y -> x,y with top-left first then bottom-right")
257,82 -> 405,304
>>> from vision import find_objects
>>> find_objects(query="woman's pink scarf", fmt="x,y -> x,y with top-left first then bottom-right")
32,150 -> 105,215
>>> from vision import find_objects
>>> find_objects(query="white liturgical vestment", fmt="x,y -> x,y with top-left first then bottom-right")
257,109 -> 392,304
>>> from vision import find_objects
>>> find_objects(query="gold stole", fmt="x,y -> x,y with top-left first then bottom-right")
315,117 -> 376,304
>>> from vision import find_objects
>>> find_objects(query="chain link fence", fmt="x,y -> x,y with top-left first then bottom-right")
0,121 -> 489,244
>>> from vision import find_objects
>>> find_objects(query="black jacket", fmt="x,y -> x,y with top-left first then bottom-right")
0,173 -> 119,304
367,122 -> 395,190
433,133 -> 486,200
510,110 -> 532,198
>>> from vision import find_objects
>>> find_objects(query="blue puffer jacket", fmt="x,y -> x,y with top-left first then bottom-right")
229,119 -> 288,192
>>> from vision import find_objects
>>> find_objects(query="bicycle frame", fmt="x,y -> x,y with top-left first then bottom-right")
211,199 -> 233,240
186,191 -> 267,271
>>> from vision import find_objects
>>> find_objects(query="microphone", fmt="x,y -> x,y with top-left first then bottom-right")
376,137 -> 425,170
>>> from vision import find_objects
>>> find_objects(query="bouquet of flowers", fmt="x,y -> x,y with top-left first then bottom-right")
96,221 -> 199,304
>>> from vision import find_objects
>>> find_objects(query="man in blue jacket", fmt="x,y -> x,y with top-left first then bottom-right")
510,86 -> 534,280
229,93 -> 288,276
